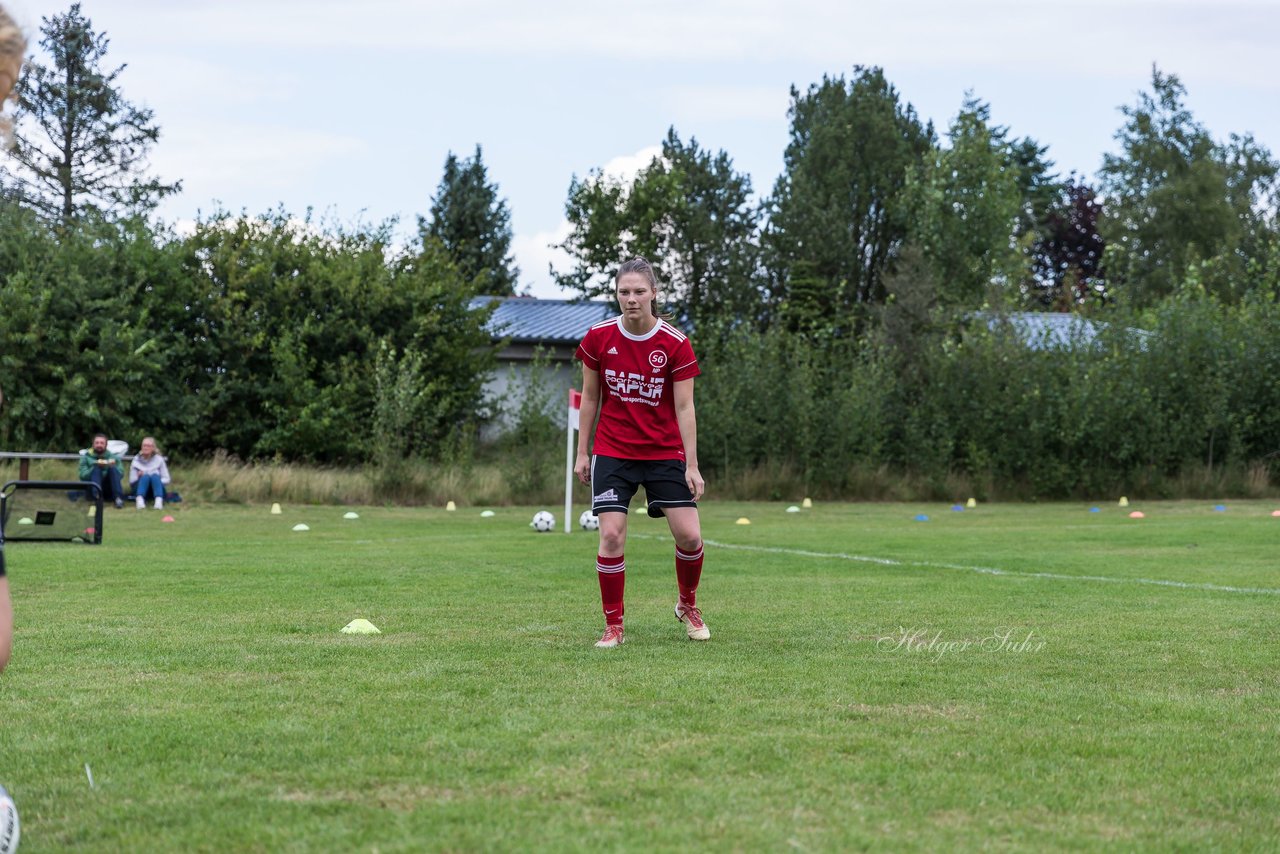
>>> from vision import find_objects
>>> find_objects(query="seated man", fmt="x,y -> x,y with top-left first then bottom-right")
79,432 -> 125,509
129,436 -> 171,510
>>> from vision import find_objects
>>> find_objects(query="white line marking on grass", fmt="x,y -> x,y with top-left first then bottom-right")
646,537 -> 1280,596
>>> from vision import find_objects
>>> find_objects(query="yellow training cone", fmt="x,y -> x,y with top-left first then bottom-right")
340,619 -> 381,635
966,497 -> 977,509
801,497 -> 813,509
446,500 -> 457,512
1118,496 -> 1129,507
736,517 -> 751,525
88,508 -> 96,517
292,523 -> 310,532
343,511 -> 359,520
271,503 -> 282,515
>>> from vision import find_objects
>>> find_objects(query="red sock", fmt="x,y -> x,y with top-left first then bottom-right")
597,554 -> 625,626
675,543 -> 704,607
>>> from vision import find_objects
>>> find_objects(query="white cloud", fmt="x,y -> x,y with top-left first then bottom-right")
124,55 -> 303,110
151,123 -> 367,206
13,0 -> 1280,93
41,0 -> 1275,90
599,146 -> 663,183
81,1 -> 785,58
513,220 -> 575,299
12,0 -> 1279,246
663,85 -> 793,123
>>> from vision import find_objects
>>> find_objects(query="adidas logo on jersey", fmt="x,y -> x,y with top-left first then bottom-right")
594,489 -> 619,502
607,346 -> 618,354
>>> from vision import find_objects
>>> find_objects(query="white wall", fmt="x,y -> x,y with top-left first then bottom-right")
480,343 -> 578,442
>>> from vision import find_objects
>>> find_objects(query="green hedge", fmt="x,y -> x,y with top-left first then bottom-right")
696,289 -> 1280,498
0,205 -> 494,462
3,200 -> 1276,496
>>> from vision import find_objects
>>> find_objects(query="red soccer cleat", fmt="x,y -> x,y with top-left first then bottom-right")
595,624 -> 625,648
675,602 -> 710,641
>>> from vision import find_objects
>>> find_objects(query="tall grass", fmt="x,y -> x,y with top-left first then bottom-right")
3,455 -> 1272,507
163,455 -> 578,508
0,451 -> 580,508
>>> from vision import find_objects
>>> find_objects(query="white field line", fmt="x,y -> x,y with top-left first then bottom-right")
223,530 -> 1278,596
649,536 -> 1280,597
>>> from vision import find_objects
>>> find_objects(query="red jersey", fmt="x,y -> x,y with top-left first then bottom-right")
575,316 -> 701,460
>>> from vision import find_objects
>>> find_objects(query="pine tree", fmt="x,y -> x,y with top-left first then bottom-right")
2,3 -> 178,223
421,145 -> 519,295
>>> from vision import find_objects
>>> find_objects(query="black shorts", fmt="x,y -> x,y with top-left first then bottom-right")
590,455 -> 697,518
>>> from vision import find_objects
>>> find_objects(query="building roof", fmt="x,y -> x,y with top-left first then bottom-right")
473,296 -> 616,345
979,311 -> 1155,351
987,312 -> 1106,350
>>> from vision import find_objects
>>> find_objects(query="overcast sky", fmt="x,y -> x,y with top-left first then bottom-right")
6,0 -> 1279,296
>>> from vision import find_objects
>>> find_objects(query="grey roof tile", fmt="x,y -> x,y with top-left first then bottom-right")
472,296 -> 616,344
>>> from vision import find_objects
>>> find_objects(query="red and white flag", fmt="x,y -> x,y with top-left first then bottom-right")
564,388 -> 584,532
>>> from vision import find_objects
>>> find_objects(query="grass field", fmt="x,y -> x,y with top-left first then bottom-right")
1,499 -> 1278,851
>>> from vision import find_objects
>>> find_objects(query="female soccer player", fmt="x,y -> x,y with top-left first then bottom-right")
574,257 -> 708,648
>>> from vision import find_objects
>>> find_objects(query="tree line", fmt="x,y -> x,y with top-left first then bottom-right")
2,4 -> 1278,496
558,70 -> 1277,327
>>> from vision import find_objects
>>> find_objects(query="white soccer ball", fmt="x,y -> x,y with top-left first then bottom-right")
579,510 -> 600,531
530,510 -> 555,532
0,784 -> 19,854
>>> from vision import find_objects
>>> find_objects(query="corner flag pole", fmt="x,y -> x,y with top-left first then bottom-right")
564,389 -> 582,533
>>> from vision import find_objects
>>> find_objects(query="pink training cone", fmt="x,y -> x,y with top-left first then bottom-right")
1128,511 -> 1145,519
162,515 -> 175,523
1272,510 -> 1280,517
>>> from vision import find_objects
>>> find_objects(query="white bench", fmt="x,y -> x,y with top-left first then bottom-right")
0,451 -> 136,481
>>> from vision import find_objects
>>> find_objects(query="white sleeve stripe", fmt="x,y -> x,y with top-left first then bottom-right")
671,359 -> 698,372
658,321 -> 686,341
